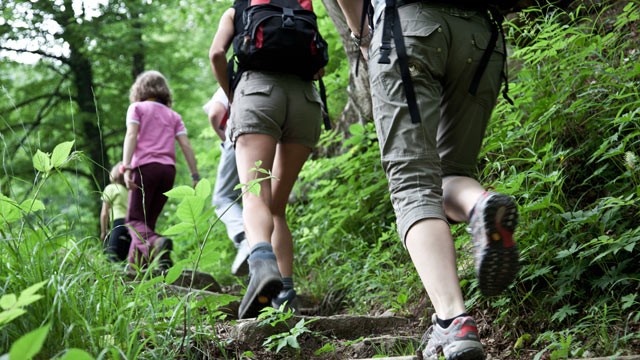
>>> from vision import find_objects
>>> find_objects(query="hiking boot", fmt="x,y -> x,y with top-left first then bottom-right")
238,256 -> 283,319
231,239 -> 250,276
153,237 -> 173,270
421,314 -> 485,360
272,288 -> 298,313
469,192 -> 520,296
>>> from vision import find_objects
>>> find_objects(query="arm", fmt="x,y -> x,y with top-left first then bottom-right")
336,0 -> 371,59
100,201 -> 111,240
208,101 -> 228,141
122,123 -> 139,189
176,134 -> 199,187
209,7 -> 236,100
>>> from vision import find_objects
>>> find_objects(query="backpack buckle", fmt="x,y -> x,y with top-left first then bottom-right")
282,8 -> 295,28
378,43 -> 392,64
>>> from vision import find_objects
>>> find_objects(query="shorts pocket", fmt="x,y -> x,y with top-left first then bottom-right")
239,84 -> 273,97
303,87 -> 322,106
472,32 -> 505,56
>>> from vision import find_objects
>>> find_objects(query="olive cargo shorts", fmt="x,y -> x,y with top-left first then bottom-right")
368,3 -> 505,242
229,71 -> 323,150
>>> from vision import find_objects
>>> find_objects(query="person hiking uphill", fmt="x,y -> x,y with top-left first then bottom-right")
203,88 -> 250,276
122,70 -> 200,269
336,1 -> 521,359
209,0 -> 327,319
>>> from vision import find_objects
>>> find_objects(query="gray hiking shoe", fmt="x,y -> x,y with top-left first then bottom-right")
231,239 -> 250,276
272,288 -> 298,313
238,255 -> 283,319
469,192 -> 520,296
421,314 -> 485,360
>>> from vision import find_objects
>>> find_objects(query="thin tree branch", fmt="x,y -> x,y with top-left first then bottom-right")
0,46 -> 70,64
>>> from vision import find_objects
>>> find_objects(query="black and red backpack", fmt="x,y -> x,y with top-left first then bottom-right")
228,0 -> 331,129
232,0 -> 329,81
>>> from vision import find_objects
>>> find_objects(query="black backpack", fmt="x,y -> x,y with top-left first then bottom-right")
233,0 -> 329,80
230,0 -> 331,129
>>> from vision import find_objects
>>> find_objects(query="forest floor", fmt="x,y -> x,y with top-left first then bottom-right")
161,270 -> 640,360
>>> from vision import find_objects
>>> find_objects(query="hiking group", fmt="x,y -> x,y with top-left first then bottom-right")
100,0 -> 524,358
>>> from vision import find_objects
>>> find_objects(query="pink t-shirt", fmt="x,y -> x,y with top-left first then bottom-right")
126,101 -> 187,168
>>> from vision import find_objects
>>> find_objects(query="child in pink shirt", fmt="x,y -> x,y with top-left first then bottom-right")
121,70 -> 200,268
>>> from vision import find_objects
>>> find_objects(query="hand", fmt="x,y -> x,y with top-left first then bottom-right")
124,170 -> 137,190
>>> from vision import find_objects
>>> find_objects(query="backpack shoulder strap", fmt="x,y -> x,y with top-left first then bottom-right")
379,0 -> 421,124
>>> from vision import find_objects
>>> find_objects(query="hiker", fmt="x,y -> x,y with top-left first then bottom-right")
202,88 -> 250,276
121,70 -> 200,269
336,1 -> 520,359
100,161 -> 132,262
209,0 -> 326,319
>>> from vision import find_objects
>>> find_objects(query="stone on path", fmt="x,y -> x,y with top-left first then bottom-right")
229,314 -> 412,346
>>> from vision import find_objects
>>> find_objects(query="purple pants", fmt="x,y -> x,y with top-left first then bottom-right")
126,162 -> 176,265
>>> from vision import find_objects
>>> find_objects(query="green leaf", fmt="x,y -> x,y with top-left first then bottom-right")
164,186 -> 195,199
163,222 -> 194,235
9,324 -> 50,360
18,281 -> 47,303
176,196 -> 205,223
136,275 -> 163,292
248,182 -> 261,197
51,141 -> 75,168
164,263 -> 185,284
19,199 -> 45,213
58,349 -> 95,360
0,195 -> 21,223
0,308 -> 27,326
0,294 -> 17,310
32,150 -> 52,173
194,178 -> 211,198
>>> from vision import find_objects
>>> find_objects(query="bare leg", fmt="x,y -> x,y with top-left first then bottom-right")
405,218 -> 466,319
442,175 -> 485,223
270,143 -> 312,277
235,133 -> 278,248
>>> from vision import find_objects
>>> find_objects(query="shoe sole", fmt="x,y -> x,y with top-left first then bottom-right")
477,195 -> 520,296
239,275 -> 283,319
447,347 -> 486,360
426,342 -> 485,360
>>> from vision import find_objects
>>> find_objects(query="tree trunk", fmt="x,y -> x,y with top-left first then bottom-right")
321,0 -> 373,134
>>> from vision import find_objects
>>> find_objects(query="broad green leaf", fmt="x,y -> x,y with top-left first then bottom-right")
176,196 -> 205,223
0,294 -> 17,310
19,199 -> 45,213
15,294 -> 43,309
18,281 -> 47,300
32,150 -> 52,173
164,186 -> 194,199
0,194 -> 22,223
136,275 -> 163,292
0,308 -> 27,326
164,263 -> 184,284
286,335 -> 300,349
51,141 -> 75,168
163,222 -> 194,235
58,349 -> 94,360
248,182 -> 261,197
194,178 -> 211,198
9,324 -> 50,360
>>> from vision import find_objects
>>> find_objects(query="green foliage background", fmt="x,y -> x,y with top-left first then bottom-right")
1,0 -> 639,359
